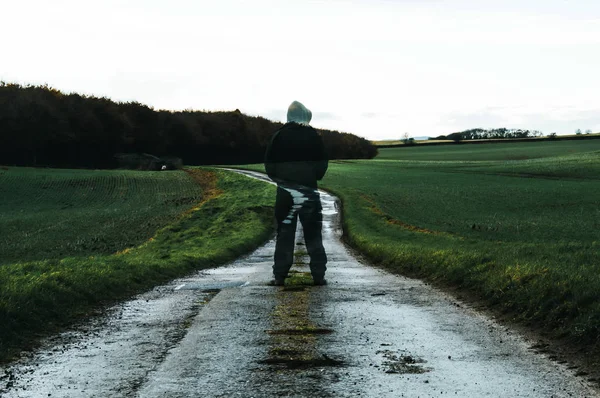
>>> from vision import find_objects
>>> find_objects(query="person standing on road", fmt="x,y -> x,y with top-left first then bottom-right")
264,101 -> 329,286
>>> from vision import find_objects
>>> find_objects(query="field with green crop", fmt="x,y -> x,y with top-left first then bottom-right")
319,140 -> 600,344
376,139 -> 600,161
0,168 -> 207,265
0,167 -> 276,361
237,139 -> 600,345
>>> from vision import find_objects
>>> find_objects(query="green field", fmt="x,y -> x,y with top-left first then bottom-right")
320,140 -> 600,343
3,138 -> 600,362
0,167 -> 276,361
0,168 -> 206,265
377,139 -> 600,161
237,139 -> 600,344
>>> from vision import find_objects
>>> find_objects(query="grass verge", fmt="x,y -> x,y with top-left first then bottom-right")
235,144 -> 600,363
318,156 -> 600,360
0,168 -> 276,363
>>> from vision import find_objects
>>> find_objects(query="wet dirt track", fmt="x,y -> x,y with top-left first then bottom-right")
1,170 -> 598,397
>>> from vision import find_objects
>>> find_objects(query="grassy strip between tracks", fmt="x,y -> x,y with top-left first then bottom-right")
0,168 -> 276,362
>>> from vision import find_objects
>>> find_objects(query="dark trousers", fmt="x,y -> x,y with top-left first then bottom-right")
273,185 -> 327,280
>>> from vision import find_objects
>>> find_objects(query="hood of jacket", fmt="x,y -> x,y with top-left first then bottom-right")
286,101 -> 312,125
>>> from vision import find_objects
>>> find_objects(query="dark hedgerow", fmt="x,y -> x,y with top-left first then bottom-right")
0,82 -> 378,169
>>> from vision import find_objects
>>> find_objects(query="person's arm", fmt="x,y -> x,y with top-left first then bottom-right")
313,132 -> 328,181
264,131 -> 280,180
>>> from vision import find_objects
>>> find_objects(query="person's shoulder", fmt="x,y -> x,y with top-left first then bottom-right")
272,123 -> 293,137
296,123 -> 318,133
277,123 -> 318,136
275,122 -> 296,134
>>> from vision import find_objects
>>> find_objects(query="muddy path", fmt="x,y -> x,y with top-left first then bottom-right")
1,170 -> 598,397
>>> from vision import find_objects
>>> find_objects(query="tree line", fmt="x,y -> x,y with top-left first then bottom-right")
434,128 -> 545,142
0,82 -> 377,169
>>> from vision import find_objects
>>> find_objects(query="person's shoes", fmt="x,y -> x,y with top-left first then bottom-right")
269,278 -> 285,286
313,278 -> 327,286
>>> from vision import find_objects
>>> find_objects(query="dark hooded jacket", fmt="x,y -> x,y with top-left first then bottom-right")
264,122 -> 328,188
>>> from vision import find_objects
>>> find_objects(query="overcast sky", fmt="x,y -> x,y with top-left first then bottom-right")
2,0 -> 599,139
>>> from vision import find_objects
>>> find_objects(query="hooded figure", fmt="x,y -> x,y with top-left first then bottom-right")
265,101 -> 328,187
287,100 -> 313,125
264,101 -> 329,286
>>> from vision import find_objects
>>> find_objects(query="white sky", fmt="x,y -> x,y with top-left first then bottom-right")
1,0 -> 599,139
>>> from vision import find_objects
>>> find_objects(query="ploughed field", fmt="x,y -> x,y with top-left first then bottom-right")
319,139 -> 600,343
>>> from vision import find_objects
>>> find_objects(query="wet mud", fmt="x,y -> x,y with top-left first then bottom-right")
0,169 -> 598,397
376,349 -> 429,374
262,267 -> 343,373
